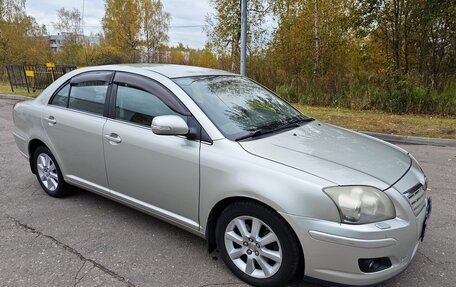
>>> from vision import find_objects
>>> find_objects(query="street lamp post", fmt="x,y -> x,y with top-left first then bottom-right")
240,0 -> 247,76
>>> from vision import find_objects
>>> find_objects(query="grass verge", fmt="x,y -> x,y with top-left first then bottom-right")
0,82 -> 40,97
295,104 -> 456,140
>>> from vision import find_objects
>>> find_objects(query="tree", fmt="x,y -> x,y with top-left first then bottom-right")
0,0 -> 25,22
353,0 -> 455,89
102,0 -> 141,62
0,0 -> 49,66
197,46 -> 219,68
205,0 -> 270,72
268,0 -> 354,95
53,8 -> 81,36
140,0 -> 170,63
52,7 -> 85,65
313,0 -> 320,78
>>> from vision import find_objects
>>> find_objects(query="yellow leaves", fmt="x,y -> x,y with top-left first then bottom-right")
102,0 -> 170,63
102,0 -> 142,51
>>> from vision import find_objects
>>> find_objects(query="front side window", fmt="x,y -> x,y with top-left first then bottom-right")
50,83 -> 70,107
174,76 -> 308,140
68,81 -> 108,115
115,85 -> 182,126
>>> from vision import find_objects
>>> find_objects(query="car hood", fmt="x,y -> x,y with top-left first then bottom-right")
238,121 -> 411,190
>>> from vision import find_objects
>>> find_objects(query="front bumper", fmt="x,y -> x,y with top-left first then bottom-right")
281,195 -> 430,286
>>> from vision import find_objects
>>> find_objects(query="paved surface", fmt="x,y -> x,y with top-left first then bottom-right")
1,98 -> 455,287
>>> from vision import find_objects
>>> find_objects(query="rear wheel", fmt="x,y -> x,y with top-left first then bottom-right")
216,201 -> 301,287
33,146 -> 70,197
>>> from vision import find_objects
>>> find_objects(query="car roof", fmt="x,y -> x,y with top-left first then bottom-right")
114,64 -> 237,79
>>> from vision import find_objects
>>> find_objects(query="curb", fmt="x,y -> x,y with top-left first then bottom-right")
362,131 -> 456,147
0,94 -> 34,101
0,94 -> 454,147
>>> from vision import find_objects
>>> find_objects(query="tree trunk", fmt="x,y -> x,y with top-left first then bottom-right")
313,0 -> 320,78
403,0 -> 409,73
392,0 -> 401,71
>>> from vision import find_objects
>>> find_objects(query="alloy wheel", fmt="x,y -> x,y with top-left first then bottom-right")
224,216 -> 282,279
36,153 -> 59,191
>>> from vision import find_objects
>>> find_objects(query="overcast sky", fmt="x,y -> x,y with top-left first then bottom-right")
25,0 -> 213,48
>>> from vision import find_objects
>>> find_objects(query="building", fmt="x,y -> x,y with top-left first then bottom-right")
48,33 -> 100,51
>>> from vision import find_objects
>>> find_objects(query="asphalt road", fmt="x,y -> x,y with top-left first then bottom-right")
1,98 -> 455,287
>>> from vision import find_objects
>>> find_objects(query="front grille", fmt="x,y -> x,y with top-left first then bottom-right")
403,184 -> 427,216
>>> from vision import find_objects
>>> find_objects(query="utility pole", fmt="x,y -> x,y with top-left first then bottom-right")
240,0 -> 247,76
82,0 -> 88,65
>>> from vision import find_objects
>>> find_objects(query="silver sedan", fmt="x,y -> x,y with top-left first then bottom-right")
13,64 -> 431,286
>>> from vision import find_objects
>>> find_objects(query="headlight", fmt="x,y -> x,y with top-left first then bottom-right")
323,186 -> 396,224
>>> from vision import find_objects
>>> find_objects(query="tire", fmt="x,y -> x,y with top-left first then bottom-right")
216,201 -> 301,287
33,146 -> 70,197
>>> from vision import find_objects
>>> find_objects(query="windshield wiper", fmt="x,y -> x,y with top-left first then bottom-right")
235,117 -> 314,141
235,129 -> 270,141
285,116 -> 315,125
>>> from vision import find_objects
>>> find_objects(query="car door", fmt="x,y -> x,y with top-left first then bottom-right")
102,72 -> 200,229
43,71 -> 113,189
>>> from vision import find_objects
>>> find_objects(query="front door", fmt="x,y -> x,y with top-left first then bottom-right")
102,73 -> 200,229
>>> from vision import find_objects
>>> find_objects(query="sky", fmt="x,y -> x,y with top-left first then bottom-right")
25,0 -> 213,49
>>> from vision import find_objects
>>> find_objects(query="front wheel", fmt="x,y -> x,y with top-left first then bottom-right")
33,146 -> 71,197
216,201 -> 301,287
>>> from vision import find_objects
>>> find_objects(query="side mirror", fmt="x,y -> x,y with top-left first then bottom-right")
151,115 -> 189,136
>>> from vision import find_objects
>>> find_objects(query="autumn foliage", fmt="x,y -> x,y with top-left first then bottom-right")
205,0 -> 456,115
0,0 -> 455,115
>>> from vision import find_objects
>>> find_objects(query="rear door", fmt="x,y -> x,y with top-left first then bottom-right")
43,71 -> 113,188
102,72 -> 201,229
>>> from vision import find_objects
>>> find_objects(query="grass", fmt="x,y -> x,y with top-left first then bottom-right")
295,104 -> 456,140
0,82 -> 40,97
0,81 -> 453,140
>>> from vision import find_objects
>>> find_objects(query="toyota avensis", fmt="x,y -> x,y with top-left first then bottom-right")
13,64 -> 431,287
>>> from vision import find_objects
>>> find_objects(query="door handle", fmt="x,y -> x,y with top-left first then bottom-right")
104,133 -> 122,144
46,116 -> 57,125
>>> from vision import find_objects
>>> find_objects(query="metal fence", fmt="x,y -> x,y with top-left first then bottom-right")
6,64 -> 77,93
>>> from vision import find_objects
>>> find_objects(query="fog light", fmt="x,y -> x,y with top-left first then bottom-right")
358,257 -> 392,273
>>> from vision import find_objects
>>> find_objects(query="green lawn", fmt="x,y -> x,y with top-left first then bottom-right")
0,82 -> 40,97
1,82 -> 454,140
295,104 -> 456,140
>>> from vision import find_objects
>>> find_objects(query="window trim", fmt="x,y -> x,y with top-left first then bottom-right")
67,82 -> 110,117
110,72 -> 191,119
48,71 -> 115,117
70,71 -> 115,85
111,84 -> 179,127
48,80 -> 71,107
109,72 -> 212,144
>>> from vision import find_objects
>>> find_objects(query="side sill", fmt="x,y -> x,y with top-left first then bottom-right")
65,175 -> 204,238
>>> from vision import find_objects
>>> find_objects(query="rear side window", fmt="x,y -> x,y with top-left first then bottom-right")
68,81 -> 108,115
115,85 -> 182,126
49,83 -> 70,107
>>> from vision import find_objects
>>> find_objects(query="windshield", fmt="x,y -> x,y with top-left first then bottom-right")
174,76 -> 310,140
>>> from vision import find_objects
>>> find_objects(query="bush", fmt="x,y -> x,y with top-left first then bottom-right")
277,77 -> 456,116
358,82 -> 455,115
275,84 -> 298,103
87,45 -> 126,65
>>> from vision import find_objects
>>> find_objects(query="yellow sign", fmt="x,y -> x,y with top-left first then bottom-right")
25,70 -> 34,77
46,62 -> 56,68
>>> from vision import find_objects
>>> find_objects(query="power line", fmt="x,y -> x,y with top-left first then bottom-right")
170,25 -> 204,28
38,24 -> 204,29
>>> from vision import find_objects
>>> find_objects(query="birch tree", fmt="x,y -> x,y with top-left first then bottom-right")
140,0 -> 170,63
